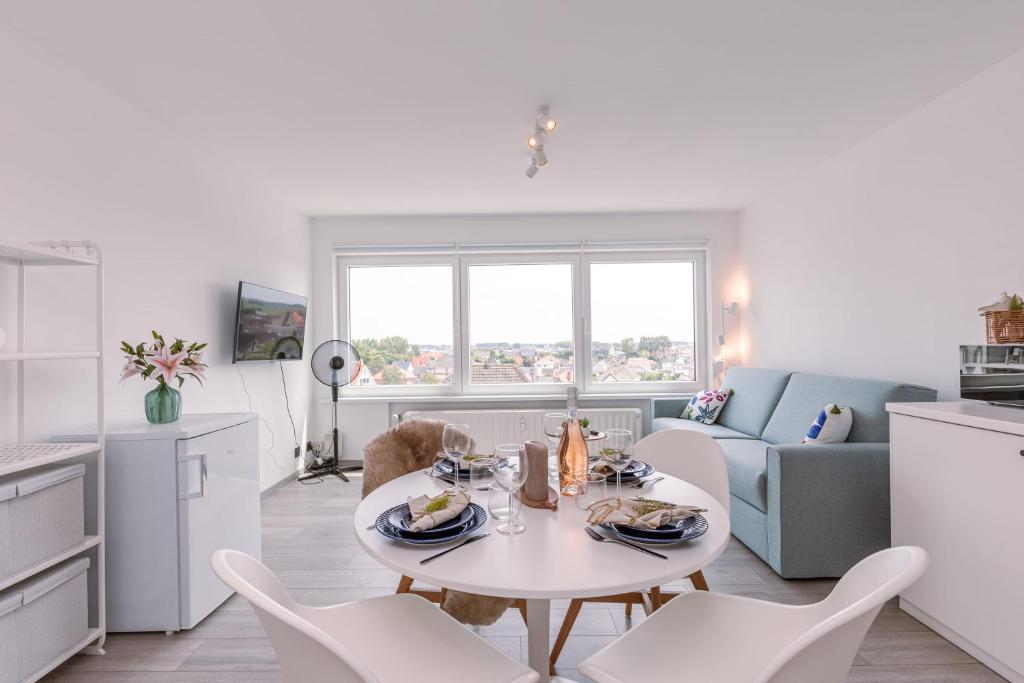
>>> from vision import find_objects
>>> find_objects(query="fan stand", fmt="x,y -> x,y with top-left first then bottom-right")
298,384 -> 356,483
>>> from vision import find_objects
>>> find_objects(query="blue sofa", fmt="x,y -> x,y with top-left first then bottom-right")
652,367 -> 936,578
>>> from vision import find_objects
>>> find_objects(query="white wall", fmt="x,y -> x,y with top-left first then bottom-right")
739,48 -> 1024,400
310,212 -> 742,457
0,24 -> 311,490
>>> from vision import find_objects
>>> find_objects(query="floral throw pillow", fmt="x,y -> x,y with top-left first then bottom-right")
680,388 -> 733,425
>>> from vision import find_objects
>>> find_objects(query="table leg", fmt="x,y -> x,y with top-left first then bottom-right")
526,598 -> 551,682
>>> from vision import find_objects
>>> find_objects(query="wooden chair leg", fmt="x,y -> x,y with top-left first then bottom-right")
689,570 -> 710,591
396,575 -> 414,594
514,599 -> 528,626
650,585 -> 663,610
549,598 -> 583,675
624,601 -> 633,617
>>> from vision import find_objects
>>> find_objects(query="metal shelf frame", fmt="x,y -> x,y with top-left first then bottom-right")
0,239 -> 107,668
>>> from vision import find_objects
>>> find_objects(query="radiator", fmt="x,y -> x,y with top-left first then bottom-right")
399,408 -> 642,454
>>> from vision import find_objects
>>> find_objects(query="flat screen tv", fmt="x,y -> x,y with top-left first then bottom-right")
960,344 -> 1024,407
233,282 -> 307,362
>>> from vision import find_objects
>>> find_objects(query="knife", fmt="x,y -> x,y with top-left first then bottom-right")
420,533 -> 489,565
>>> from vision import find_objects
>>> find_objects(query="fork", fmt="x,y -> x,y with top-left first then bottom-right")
585,526 -> 668,559
627,476 -> 665,489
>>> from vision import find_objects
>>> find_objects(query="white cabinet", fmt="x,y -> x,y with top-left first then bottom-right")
57,413 -> 260,633
888,402 -> 1024,683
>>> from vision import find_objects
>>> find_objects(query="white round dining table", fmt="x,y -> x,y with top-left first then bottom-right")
355,471 -> 730,682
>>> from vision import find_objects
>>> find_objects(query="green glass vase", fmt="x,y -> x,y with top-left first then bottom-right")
144,384 -> 182,424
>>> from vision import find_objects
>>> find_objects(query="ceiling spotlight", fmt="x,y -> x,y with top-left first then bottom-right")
534,147 -> 548,166
527,131 -> 544,149
525,162 -> 539,178
536,105 -> 557,133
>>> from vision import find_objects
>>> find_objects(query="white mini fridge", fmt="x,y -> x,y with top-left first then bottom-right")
58,413 -> 261,632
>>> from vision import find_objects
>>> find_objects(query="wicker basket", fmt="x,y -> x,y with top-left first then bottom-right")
984,310 -> 1024,344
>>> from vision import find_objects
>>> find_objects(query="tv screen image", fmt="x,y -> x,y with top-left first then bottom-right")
960,344 -> 1024,407
234,282 -> 308,362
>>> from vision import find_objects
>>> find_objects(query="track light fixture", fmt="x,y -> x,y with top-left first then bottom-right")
536,105 -> 557,133
524,105 -> 556,178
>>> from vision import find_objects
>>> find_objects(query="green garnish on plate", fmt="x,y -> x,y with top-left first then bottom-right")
424,495 -> 450,513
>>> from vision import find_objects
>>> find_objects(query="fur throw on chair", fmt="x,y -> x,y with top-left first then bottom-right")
362,419 -> 513,625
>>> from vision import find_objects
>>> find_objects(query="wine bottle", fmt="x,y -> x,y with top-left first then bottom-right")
557,386 -> 589,496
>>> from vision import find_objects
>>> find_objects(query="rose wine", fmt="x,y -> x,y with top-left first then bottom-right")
557,387 -> 589,496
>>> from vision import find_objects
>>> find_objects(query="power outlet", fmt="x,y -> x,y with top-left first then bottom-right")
293,446 -> 301,459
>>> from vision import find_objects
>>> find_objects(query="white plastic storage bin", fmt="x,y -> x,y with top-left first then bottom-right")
0,464 -> 85,582
0,589 -> 21,683
15,557 -> 90,680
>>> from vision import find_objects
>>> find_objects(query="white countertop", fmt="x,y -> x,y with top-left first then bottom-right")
56,413 -> 257,441
887,401 -> 1024,437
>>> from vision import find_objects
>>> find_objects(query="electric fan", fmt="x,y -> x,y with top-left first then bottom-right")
306,340 -> 363,482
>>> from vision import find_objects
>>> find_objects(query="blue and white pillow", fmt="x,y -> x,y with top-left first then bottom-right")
803,404 -> 853,444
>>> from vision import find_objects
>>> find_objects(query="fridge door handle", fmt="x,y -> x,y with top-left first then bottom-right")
178,452 -> 207,499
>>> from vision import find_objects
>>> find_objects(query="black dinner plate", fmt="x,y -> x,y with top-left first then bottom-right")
376,503 -> 487,545
433,460 -> 472,480
590,460 -> 654,481
601,515 -> 709,545
388,505 -> 474,538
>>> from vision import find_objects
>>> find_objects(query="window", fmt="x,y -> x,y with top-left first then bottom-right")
587,261 -> 696,385
337,245 -> 705,394
347,263 -> 454,386
466,262 -> 575,385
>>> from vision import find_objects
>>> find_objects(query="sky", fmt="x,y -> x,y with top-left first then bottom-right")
347,261 -> 695,346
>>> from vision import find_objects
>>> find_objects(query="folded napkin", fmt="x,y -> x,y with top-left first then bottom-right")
586,497 -> 706,530
407,490 -> 470,532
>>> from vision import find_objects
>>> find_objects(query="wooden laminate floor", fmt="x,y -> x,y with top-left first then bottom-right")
45,476 -> 1005,683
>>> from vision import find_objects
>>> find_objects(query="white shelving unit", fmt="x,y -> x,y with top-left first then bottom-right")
0,240 -> 106,679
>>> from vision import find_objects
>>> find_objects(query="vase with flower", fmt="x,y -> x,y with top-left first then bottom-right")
121,331 -> 207,424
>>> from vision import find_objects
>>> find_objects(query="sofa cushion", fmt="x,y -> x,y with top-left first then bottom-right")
719,439 -> 770,512
716,367 -> 793,437
651,417 -> 756,440
761,372 -> 937,445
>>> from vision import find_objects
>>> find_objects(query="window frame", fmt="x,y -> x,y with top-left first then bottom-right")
335,246 -> 707,397
580,250 -> 706,395
338,253 -> 461,397
459,252 -> 582,396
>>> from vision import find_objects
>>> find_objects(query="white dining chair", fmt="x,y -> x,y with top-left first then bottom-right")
578,546 -> 929,683
211,549 -> 540,683
550,429 -> 729,673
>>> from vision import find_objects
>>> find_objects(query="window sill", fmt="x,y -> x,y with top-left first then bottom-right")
320,392 -> 691,405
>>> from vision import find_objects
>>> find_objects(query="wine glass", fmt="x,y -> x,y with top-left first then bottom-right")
601,428 -> 634,501
487,485 -> 520,521
573,472 -> 608,511
469,457 -> 497,492
441,423 -> 471,494
543,412 -> 566,477
492,444 -> 529,535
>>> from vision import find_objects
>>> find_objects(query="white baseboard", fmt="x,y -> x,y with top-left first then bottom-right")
900,598 -> 1022,683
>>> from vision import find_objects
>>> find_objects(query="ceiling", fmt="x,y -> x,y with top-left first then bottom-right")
3,1 -> 1024,215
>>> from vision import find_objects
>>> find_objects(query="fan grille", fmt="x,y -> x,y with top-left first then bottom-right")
311,340 -> 362,387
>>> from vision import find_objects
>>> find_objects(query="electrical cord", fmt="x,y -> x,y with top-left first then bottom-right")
236,364 -> 290,472
279,361 -> 300,450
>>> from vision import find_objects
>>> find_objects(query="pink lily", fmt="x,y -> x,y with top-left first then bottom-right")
120,361 -> 143,383
183,355 -> 206,381
150,345 -> 187,383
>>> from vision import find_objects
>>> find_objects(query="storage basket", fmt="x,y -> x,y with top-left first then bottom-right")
14,557 -> 90,680
984,311 -> 1024,344
0,464 -> 85,583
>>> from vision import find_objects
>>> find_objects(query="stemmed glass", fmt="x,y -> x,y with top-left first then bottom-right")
601,428 -> 634,501
543,412 -> 566,477
492,444 -> 529,535
441,423 -> 471,495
